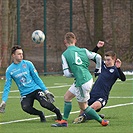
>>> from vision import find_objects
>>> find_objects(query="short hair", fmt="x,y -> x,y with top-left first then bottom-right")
64,32 -> 76,44
11,45 -> 22,55
105,51 -> 116,59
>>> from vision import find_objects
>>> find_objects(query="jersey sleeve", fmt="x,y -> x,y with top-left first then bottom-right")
28,61 -> 47,91
2,68 -> 12,102
117,68 -> 126,81
61,54 -> 74,77
92,46 -> 99,53
85,49 -> 102,70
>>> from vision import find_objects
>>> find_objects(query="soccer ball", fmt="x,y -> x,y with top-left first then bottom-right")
32,30 -> 45,44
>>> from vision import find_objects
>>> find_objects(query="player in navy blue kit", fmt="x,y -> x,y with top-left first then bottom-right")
0,45 -> 62,122
73,42 -> 126,123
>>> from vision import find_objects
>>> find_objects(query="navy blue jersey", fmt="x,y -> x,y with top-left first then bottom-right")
90,61 -> 120,100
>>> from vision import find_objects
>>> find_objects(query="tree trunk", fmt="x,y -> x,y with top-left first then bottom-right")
109,0 -> 117,53
129,0 -> 133,62
1,0 -> 9,68
0,0 -> 2,67
82,0 -> 93,46
0,0 -> 16,70
8,0 -> 16,64
94,0 -> 104,56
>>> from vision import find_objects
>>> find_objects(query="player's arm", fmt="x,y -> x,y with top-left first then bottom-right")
92,41 -> 104,53
29,61 -> 55,103
0,70 -> 12,113
61,55 -> 74,78
92,41 -> 104,64
117,68 -> 126,81
115,59 -> 126,81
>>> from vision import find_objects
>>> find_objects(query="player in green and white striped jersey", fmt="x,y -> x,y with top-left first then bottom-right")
51,32 -> 109,127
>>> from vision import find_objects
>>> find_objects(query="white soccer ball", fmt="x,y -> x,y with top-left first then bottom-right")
32,30 -> 45,44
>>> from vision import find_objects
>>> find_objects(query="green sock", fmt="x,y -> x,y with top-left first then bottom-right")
63,101 -> 72,121
84,106 -> 102,123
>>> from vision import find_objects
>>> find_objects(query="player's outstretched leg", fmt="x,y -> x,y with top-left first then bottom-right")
38,95 -> 62,121
84,106 -> 109,126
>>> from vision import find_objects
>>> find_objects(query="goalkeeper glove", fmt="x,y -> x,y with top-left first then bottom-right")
44,90 -> 55,103
0,101 -> 6,113
94,68 -> 101,77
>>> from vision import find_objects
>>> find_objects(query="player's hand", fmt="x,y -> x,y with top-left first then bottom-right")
115,59 -> 121,68
97,41 -> 104,48
94,68 -> 101,77
0,101 -> 6,113
44,90 -> 55,103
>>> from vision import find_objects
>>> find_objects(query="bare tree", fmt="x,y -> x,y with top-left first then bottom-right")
8,0 -> 17,63
0,0 -> 16,69
94,0 -> 104,56
1,0 -> 9,68
129,0 -> 133,62
81,0 -> 93,45
0,0 -> 2,68
109,0 -> 117,52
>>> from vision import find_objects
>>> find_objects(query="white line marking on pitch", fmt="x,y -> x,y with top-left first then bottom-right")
0,102 -> 133,125
0,96 -> 132,99
0,78 -> 132,94
0,85 -> 71,94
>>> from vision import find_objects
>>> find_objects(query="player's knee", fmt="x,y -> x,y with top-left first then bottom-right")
91,102 -> 101,111
64,95 -> 68,101
64,94 -> 72,102
22,104 -> 30,113
40,99 -> 50,108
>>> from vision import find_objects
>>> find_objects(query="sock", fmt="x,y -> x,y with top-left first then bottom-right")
63,101 -> 72,121
84,106 -> 102,123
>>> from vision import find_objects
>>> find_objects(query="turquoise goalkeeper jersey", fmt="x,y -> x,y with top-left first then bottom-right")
2,60 -> 47,102
62,46 -> 101,87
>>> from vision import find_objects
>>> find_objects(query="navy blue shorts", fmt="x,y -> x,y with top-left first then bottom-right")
88,97 -> 107,112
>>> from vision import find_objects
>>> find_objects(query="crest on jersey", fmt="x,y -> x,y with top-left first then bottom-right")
20,76 -> 26,83
109,69 -> 114,73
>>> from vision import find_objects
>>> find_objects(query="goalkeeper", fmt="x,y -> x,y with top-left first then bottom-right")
0,45 -> 62,122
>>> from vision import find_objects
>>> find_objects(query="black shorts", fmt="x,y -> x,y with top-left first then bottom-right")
88,97 -> 107,112
20,89 -> 47,107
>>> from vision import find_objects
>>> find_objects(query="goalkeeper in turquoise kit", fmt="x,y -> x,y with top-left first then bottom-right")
51,32 -> 109,127
0,45 -> 62,122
